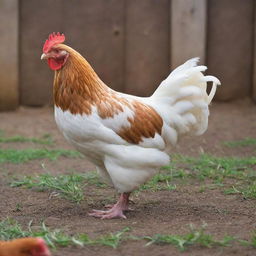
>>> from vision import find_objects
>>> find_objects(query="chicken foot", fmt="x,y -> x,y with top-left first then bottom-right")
89,192 -> 130,219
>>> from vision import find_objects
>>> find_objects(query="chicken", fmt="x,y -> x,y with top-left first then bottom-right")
0,237 -> 51,256
41,32 -> 220,219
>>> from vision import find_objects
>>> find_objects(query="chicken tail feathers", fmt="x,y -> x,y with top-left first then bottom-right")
150,58 -> 220,138
152,58 -> 221,100
203,75 -> 221,104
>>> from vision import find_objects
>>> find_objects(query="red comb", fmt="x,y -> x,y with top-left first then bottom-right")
43,32 -> 65,53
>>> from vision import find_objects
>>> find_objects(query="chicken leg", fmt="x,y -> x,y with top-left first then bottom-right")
89,192 -> 130,219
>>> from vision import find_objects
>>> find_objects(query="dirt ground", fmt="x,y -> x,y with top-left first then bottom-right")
0,99 -> 256,256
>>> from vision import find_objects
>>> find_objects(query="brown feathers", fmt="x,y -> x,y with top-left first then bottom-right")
117,101 -> 163,144
0,237 -> 50,256
53,44 -> 126,117
53,44 -> 104,115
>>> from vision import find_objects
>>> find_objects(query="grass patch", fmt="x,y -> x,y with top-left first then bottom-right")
0,218 -> 129,249
2,219 -> 256,251
239,231 -> 256,248
241,182 -> 256,198
11,173 -> 86,203
0,133 -> 54,145
0,218 -> 30,240
0,148 -> 82,164
143,224 -> 234,251
136,160 -> 186,192
90,227 -> 130,249
135,152 -> 256,198
82,171 -> 107,188
10,172 -> 105,203
224,182 -> 256,199
134,154 -> 256,193
224,138 -> 256,148
163,154 -> 256,182
139,173 -> 177,192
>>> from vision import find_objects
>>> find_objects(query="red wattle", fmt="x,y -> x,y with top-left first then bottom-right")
48,58 -> 63,71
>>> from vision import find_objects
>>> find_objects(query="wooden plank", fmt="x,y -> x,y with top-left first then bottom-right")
63,0 -> 125,92
125,0 -> 170,96
207,0 -> 254,101
171,0 -> 207,68
20,0 -> 62,106
0,0 -> 19,110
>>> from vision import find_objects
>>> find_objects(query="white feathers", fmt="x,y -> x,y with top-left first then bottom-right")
173,101 -> 194,114
54,106 -> 125,145
203,75 -> 221,85
203,75 -> 221,104
170,57 -> 200,76
104,145 -> 170,192
139,133 -> 165,150
178,86 -> 203,98
149,57 -> 220,142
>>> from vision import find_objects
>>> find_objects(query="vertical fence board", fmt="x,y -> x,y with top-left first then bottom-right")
10,0 -> 256,108
171,0 -> 206,68
0,0 -> 19,110
125,0 -> 170,96
207,0 -> 254,101
63,0 -> 125,92
20,0 -> 62,106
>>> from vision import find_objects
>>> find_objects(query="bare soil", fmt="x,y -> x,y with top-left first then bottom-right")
0,99 -> 256,256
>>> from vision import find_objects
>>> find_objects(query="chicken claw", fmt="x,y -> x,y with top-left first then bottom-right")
89,192 -> 130,219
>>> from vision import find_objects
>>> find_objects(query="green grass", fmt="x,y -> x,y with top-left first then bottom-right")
138,173 -> 177,192
224,138 -> 256,148
9,153 -> 255,199
163,154 -> 256,182
0,148 -> 82,164
241,182 -> 256,198
11,173 -> 86,203
0,218 -> 129,249
91,227 -> 130,249
0,133 -> 54,145
143,224 -> 234,251
239,231 -> 256,248
137,154 -> 256,193
132,154 -> 256,193
0,218 -> 30,240
137,154 -> 256,195
224,182 -> 256,199
2,219 -> 256,251
0,218 -> 89,248
82,171 -> 107,188
10,172 -> 106,203
136,158 -> 187,192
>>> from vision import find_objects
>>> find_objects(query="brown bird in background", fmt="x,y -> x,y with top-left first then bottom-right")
0,237 -> 51,256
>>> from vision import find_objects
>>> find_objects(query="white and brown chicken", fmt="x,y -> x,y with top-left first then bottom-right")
41,33 -> 220,219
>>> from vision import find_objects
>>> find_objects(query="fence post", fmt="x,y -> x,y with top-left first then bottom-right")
207,0 -> 253,101
171,0 -> 207,68
125,0 -> 170,96
20,0 -> 63,106
0,0 -> 19,110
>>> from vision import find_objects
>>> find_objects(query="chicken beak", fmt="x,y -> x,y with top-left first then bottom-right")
41,53 -> 47,60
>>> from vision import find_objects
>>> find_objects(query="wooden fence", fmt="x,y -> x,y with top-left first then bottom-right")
0,0 -> 255,110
